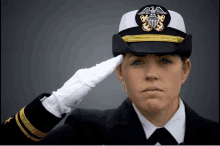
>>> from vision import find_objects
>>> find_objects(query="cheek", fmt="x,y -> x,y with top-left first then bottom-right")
164,67 -> 182,96
123,68 -> 144,95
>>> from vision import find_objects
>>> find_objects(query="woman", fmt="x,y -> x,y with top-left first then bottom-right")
115,52 -> 190,128
1,4 -> 219,145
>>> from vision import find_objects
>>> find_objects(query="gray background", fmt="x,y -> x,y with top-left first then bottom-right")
1,0 -> 219,131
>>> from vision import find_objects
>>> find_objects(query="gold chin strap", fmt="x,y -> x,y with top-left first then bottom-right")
122,34 -> 184,43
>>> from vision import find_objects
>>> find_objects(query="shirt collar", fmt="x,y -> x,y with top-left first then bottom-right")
132,98 -> 186,144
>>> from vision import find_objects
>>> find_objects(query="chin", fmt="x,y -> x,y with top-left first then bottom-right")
137,98 -> 167,112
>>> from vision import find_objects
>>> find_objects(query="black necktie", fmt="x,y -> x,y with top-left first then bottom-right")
147,127 -> 178,145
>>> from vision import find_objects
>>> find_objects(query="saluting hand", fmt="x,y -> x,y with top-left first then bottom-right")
42,55 -> 123,117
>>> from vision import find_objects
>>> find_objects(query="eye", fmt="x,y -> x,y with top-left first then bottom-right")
161,58 -> 171,64
132,60 -> 142,65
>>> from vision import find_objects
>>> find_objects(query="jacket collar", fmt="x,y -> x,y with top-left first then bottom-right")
113,97 -> 207,144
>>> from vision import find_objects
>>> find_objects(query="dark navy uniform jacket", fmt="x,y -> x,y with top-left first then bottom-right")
1,93 -> 219,145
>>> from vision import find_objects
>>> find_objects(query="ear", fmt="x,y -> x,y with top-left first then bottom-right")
181,59 -> 191,85
115,64 -> 124,83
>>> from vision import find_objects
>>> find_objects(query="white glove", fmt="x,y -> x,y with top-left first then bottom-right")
42,55 -> 123,118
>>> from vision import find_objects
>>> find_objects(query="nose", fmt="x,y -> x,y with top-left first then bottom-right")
144,62 -> 159,81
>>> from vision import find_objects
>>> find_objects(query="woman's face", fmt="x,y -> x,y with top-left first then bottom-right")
115,53 -> 191,112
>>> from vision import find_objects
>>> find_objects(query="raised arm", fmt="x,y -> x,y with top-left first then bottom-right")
1,54 -> 123,144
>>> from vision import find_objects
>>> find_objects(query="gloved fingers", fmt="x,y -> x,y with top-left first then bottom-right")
62,55 -> 123,88
60,54 -> 123,89
115,54 -> 124,67
83,54 -> 123,86
95,54 -> 123,68
89,54 -> 123,75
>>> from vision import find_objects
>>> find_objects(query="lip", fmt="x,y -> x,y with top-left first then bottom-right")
142,86 -> 163,92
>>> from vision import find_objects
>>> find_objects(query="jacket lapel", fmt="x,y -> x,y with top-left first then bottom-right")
182,99 -> 208,144
111,98 -> 149,144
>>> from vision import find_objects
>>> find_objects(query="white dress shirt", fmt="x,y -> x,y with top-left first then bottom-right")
132,98 -> 186,145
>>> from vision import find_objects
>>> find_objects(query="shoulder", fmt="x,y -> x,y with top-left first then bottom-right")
188,107 -> 219,127
179,100 -> 219,144
183,100 -> 219,128
198,116 -> 219,128
183,100 -> 219,142
194,114 -> 219,135
193,115 -> 219,144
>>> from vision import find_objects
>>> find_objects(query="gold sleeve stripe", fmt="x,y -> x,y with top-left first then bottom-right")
20,106 -> 48,138
122,34 -> 184,43
15,113 -> 42,142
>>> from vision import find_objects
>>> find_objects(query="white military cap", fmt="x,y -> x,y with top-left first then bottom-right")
112,4 -> 192,58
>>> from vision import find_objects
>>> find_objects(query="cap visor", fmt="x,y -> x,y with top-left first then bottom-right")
128,41 -> 178,55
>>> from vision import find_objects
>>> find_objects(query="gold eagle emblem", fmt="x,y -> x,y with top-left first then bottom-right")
138,6 -> 167,32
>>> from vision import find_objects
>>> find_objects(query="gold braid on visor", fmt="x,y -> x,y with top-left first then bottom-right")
122,34 -> 184,43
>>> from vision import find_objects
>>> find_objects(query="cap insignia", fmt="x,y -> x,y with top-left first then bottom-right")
135,5 -> 171,32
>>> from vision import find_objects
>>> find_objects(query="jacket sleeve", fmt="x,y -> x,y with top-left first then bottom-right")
0,93 -> 67,145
